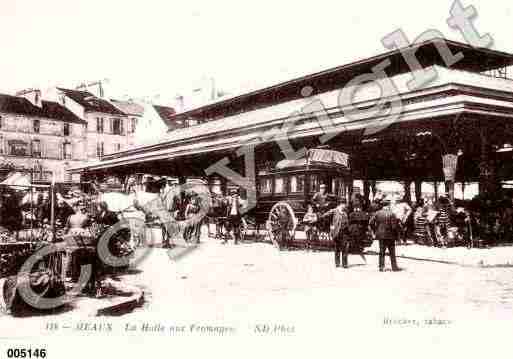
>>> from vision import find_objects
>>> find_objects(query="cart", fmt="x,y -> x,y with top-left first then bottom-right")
251,148 -> 353,250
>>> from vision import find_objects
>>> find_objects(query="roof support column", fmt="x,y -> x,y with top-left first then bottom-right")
403,180 -> 412,205
414,180 -> 422,205
363,180 -> 371,209
478,126 -> 499,197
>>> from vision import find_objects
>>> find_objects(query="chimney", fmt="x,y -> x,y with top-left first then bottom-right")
173,95 -> 185,113
16,88 -> 42,108
76,80 -> 105,98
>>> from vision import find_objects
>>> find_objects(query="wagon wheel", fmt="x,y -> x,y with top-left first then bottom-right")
266,202 -> 298,249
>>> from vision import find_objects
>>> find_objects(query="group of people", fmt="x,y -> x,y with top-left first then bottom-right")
163,186 -> 246,245
303,186 -> 403,272
208,188 -> 246,245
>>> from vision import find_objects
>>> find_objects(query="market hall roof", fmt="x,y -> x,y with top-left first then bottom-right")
69,64 -> 513,175
0,93 -> 87,124
168,38 -> 513,123
68,38 -> 513,175
57,88 -> 126,115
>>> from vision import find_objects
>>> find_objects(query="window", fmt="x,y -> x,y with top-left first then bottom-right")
8,140 -> 28,156
96,118 -> 104,133
31,140 -> 41,158
259,178 -> 272,195
33,119 -> 40,133
274,177 -> 285,194
309,175 -> 319,193
333,178 -> 347,198
129,118 -> 137,133
289,175 -> 305,193
112,118 -> 123,135
96,141 -> 104,157
116,143 -> 121,152
0,115 -> 3,129
63,142 -> 72,160
63,123 -> 70,136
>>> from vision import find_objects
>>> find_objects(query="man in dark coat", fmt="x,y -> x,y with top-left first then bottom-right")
348,202 -> 370,263
321,199 -> 349,268
369,197 -> 401,272
96,201 -> 119,227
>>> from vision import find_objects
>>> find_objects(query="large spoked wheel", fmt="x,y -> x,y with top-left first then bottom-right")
266,202 -> 298,250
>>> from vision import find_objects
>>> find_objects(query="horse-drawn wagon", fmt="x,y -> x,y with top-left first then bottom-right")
249,148 -> 353,249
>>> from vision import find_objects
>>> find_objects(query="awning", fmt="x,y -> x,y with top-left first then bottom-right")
1,172 -> 31,187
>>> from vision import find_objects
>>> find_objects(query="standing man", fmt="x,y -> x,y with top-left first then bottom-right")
369,197 -> 401,272
312,183 -> 329,214
225,188 -> 243,244
312,183 -> 330,234
393,196 -> 412,245
320,199 -> 349,268
348,202 -> 370,264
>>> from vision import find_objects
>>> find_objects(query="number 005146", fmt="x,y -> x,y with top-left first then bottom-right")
6,348 -> 47,358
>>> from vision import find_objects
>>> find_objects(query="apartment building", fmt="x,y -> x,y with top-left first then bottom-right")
0,80 -> 179,183
0,89 -> 87,182
56,87 -> 135,161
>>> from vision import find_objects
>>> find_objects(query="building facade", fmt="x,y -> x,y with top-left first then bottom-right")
0,89 -> 88,182
0,81 -> 178,183
56,87 -> 135,161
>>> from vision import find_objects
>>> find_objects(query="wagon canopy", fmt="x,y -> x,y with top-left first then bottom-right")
276,149 -> 350,170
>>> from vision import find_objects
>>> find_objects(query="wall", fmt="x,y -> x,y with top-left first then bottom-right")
0,111 -> 88,182
85,112 -> 135,159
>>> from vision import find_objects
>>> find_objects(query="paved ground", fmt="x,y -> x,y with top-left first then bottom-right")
2,234 -> 513,352
368,241 -> 513,267
119,238 -> 513,325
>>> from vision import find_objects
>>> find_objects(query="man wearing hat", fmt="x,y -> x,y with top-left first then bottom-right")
225,188 -> 244,244
392,196 -> 412,245
369,195 -> 401,272
312,183 -> 329,213
320,198 -> 350,268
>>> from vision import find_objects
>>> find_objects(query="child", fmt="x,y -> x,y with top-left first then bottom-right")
303,204 -> 318,248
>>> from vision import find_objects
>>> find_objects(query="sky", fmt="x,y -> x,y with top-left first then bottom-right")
1,0 -> 512,105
